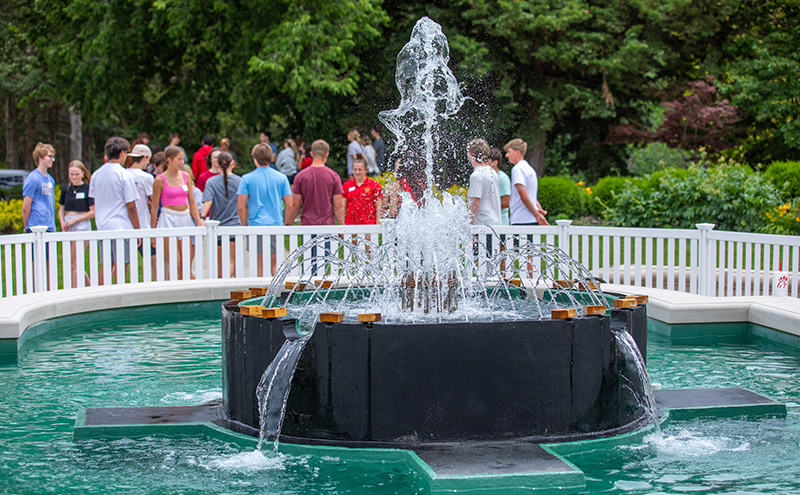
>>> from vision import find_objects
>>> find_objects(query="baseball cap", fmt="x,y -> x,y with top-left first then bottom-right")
129,144 -> 152,158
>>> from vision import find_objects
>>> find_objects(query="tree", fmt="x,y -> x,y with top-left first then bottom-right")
719,0 -> 800,164
605,77 -> 741,153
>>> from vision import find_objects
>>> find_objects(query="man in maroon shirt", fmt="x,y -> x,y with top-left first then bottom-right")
285,139 -> 344,225
192,135 -> 214,181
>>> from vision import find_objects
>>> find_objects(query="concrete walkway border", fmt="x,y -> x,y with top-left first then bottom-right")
1,279 -> 799,352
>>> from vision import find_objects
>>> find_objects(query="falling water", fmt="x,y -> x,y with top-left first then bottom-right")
613,328 -> 661,434
255,335 -> 312,451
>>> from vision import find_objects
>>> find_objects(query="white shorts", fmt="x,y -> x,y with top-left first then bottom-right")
156,208 -> 194,229
65,214 -> 92,232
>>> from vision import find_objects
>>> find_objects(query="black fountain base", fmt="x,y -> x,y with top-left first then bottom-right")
221,301 -> 649,445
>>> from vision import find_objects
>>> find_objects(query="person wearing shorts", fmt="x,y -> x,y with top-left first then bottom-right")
151,147 -> 204,280
237,144 -> 293,277
202,151 -> 241,276
89,137 -> 141,284
59,160 -> 95,286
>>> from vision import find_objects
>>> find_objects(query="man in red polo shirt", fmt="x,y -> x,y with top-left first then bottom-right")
342,154 -> 383,224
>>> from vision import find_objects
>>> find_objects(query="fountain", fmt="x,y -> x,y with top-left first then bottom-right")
65,16 -> 789,495
221,15 -> 652,455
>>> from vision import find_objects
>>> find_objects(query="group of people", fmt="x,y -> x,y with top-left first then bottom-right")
20,130 -> 546,284
465,137 -> 549,227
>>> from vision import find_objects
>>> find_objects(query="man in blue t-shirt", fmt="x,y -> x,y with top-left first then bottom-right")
22,143 -> 57,233
237,143 -> 293,276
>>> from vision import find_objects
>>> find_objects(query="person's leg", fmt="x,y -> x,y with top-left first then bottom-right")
70,240 -> 79,288
229,240 -> 236,278
175,238 -> 183,280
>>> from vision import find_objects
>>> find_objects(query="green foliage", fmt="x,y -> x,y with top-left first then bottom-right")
589,176 -> 637,216
0,199 -> 23,234
627,143 -> 687,176
538,176 -> 589,220
761,201 -> 800,236
0,185 -> 24,201
764,161 -> 800,200
720,0 -> 800,161
608,162 -> 782,232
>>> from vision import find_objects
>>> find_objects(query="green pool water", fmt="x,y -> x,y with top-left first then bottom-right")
1,303 -> 799,494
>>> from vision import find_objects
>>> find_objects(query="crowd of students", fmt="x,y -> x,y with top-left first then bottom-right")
20,128 -> 547,282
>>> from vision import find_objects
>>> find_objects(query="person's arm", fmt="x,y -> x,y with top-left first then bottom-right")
282,195 -> 294,226
151,176 -> 163,229
22,196 -> 32,230
374,198 -> 382,224
500,195 -> 510,210
333,194 -> 345,225
285,193 -> 302,225
468,197 -> 480,223
514,184 -> 549,226
202,201 -> 212,218
536,200 -> 548,216
187,179 -> 203,226
58,204 -> 67,231
126,201 -> 140,229
237,194 -> 248,226
65,207 -> 95,229
388,183 -> 402,218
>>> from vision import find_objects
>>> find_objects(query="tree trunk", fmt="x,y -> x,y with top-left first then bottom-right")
69,106 -> 82,162
23,103 -> 38,171
526,133 -> 546,178
5,95 -> 19,169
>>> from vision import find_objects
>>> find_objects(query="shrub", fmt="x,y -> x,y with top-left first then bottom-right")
764,161 -> 800,200
0,199 -> 24,234
761,200 -> 800,236
537,176 -> 589,220
608,162 -> 782,232
627,142 -> 687,176
589,176 -> 638,217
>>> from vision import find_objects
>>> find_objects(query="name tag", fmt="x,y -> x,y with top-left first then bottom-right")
348,186 -> 356,192
76,192 -> 85,199
182,185 -> 189,192
42,183 -> 53,196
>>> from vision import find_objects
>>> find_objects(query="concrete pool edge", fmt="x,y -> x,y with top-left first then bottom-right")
2,280 -> 800,355
72,387 -> 786,495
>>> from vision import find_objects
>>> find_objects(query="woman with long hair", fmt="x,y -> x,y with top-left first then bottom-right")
387,150 -> 426,217
150,147 -> 204,279
58,160 -> 94,286
201,151 -> 240,276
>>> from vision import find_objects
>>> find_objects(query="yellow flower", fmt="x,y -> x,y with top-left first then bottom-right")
576,181 -> 584,186
584,187 -> 592,194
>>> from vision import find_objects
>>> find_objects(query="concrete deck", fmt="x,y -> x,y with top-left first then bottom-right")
2,279 -> 800,345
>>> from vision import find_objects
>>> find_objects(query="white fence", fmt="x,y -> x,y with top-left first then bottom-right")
0,220 -> 796,298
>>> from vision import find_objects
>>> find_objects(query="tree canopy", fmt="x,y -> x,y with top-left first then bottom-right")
1,0 -> 797,180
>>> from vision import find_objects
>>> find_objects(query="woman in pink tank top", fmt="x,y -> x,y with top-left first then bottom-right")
150,147 -> 204,279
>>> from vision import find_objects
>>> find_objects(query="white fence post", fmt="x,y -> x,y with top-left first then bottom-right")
556,219 -> 572,252
205,220 -> 220,280
696,223 -> 716,296
30,226 -> 48,293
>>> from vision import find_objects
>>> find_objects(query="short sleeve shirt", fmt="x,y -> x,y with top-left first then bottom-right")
59,183 -> 94,212
237,166 -> 291,226
127,168 -> 154,230
467,165 -> 502,226
509,160 -> 539,225
292,166 -> 344,225
204,174 -> 242,226
89,162 -> 140,230
497,170 -> 511,225
346,140 -> 366,176
342,178 -> 383,224
23,170 -> 56,232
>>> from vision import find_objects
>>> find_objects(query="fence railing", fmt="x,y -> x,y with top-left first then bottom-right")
1,221 -> 796,298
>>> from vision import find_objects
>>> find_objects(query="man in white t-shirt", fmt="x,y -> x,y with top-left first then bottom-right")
89,136 -> 141,283
505,138 -> 549,226
126,144 -> 154,231
466,138 -> 501,226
